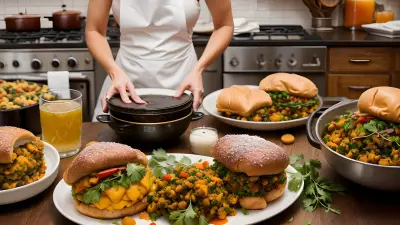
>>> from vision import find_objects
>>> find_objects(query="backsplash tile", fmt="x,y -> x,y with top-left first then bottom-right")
0,0 -> 398,28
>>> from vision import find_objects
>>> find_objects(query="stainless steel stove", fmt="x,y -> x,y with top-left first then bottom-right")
224,25 -> 327,96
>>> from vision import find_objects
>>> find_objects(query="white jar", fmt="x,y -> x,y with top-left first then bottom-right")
189,127 -> 218,156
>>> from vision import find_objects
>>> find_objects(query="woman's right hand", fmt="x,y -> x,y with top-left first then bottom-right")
102,71 -> 146,113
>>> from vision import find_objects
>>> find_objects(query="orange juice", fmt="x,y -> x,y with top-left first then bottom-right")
40,100 -> 82,153
345,0 -> 375,29
375,11 -> 395,23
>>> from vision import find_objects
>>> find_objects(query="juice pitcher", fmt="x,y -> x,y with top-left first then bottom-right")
344,0 -> 376,30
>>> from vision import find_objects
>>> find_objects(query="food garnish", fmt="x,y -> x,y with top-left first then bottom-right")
121,216 -> 136,225
288,154 -> 345,214
281,134 -> 295,145
148,149 -> 192,178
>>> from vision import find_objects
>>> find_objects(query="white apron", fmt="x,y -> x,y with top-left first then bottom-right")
93,0 -> 200,121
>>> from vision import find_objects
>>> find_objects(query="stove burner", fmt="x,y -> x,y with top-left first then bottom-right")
0,29 -> 84,44
233,25 -> 316,41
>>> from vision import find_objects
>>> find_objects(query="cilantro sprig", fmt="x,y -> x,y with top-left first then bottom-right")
168,201 -> 208,225
288,154 -> 345,214
149,149 -> 192,178
81,163 -> 146,205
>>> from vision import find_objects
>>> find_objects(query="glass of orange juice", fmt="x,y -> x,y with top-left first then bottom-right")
344,0 -> 376,30
40,89 -> 82,158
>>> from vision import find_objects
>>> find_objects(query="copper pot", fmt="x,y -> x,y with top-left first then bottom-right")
5,14 -> 41,32
51,9 -> 83,30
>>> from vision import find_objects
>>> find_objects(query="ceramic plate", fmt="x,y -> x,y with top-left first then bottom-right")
0,142 -> 60,205
202,85 -> 323,131
53,154 -> 304,225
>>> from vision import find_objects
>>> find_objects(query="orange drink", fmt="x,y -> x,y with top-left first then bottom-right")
40,89 -> 82,158
375,11 -> 395,23
345,0 -> 375,29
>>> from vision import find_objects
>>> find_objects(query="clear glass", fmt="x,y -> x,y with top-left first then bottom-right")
344,0 -> 375,30
189,127 -> 218,156
39,89 -> 83,158
375,11 -> 395,23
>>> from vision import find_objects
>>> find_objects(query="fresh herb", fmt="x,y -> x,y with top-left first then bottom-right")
199,216 -> 208,225
149,149 -> 192,178
150,213 -> 158,221
81,163 -> 146,204
304,221 -> 311,225
241,207 -> 249,215
169,201 -> 197,225
343,120 -> 353,132
288,154 -> 345,214
112,222 -> 120,225
287,217 -> 294,223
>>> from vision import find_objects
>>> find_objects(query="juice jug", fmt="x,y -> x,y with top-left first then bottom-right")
344,0 -> 375,30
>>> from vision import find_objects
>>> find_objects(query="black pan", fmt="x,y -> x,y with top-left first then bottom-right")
0,104 -> 41,134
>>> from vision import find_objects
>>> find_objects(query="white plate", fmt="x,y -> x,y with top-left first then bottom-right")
202,86 -> 323,131
53,154 -> 304,225
0,142 -> 60,205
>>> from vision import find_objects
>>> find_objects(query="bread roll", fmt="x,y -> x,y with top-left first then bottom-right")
73,198 -> 147,219
239,197 -> 267,210
0,126 -> 37,164
211,135 -> 289,176
216,85 -> 272,117
259,73 -> 318,98
264,180 -> 286,202
63,142 -> 148,185
358,86 -> 400,123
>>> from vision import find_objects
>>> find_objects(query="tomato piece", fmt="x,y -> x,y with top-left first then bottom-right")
162,174 -> 172,181
97,167 -> 126,180
396,129 -> 400,135
150,223 -> 156,225
179,171 -> 189,178
202,161 -> 210,168
355,116 -> 368,124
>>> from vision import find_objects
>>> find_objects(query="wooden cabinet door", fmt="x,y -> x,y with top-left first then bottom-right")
327,74 -> 391,99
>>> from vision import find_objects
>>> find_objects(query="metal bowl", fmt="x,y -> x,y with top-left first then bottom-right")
307,100 -> 400,191
202,86 -> 323,131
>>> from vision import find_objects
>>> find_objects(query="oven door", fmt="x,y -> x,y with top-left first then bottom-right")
0,72 -> 95,122
223,72 -> 326,96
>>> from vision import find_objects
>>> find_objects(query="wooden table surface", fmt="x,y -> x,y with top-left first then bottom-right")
1,116 -> 399,225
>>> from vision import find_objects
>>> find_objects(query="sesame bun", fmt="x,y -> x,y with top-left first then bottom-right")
63,142 -> 148,185
358,86 -> 400,123
210,135 -> 289,176
0,126 -> 37,164
259,73 -> 318,98
216,85 -> 272,117
73,198 -> 148,219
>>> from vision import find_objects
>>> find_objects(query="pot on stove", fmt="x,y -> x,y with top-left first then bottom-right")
5,13 -> 41,32
46,5 -> 85,30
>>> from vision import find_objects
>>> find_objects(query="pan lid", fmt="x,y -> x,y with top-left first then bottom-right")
5,14 -> 41,19
108,93 -> 193,114
53,9 -> 81,15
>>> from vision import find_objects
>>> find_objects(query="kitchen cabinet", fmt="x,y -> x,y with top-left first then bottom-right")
327,47 -> 398,98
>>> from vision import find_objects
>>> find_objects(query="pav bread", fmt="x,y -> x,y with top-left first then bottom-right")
216,85 -> 272,117
64,142 -> 153,219
211,135 -> 289,210
357,86 -> 400,123
259,73 -> 318,98
0,126 -> 46,190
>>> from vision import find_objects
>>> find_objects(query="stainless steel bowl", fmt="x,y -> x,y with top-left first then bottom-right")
307,100 -> 400,191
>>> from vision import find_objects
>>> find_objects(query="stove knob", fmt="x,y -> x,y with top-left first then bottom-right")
12,60 -> 19,68
67,57 -> 78,68
31,58 -> 42,70
0,62 -> 4,69
288,58 -> 297,67
52,59 -> 60,68
275,59 -> 282,67
230,57 -> 239,67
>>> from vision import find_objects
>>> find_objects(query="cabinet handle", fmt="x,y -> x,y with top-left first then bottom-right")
348,85 -> 371,91
349,59 -> 371,63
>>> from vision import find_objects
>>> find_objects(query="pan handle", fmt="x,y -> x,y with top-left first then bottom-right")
96,114 -> 131,128
191,112 -> 204,121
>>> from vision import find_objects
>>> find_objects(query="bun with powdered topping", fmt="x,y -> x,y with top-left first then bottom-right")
211,135 -> 289,210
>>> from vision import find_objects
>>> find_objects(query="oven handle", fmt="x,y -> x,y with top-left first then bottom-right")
0,73 -> 88,81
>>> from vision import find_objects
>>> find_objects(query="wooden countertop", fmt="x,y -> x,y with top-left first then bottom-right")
0,116 -> 399,225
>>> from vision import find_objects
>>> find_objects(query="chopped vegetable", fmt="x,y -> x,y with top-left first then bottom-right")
121,216 -> 136,225
149,149 -> 192,178
281,134 -> 295,145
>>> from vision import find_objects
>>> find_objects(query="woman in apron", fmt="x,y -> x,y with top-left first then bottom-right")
86,0 -> 233,120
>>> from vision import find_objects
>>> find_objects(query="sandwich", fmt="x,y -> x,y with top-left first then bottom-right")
0,126 -> 46,190
259,73 -> 319,121
211,135 -> 289,209
216,85 -> 272,121
63,142 -> 155,219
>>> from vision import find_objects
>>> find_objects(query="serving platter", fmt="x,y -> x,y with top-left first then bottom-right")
0,142 -> 60,205
53,154 -> 304,225
202,85 -> 323,131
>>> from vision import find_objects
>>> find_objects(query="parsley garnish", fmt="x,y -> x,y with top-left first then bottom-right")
169,201 -> 207,225
150,213 -> 158,221
288,154 -> 345,214
241,207 -> 249,215
149,149 -> 192,178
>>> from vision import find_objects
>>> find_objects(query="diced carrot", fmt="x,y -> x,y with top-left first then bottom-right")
202,161 -> 209,168
194,163 -> 205,170
179,171 -> 189,178
162,174 -> 172,181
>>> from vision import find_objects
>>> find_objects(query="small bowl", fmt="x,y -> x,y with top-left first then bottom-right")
0,142 -> 60,205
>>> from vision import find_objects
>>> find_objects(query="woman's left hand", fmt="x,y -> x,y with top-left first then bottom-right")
175,69 -> 204,111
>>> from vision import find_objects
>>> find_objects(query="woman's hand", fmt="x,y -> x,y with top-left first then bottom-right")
102,71 -> 146,113
175,68 -> 204,111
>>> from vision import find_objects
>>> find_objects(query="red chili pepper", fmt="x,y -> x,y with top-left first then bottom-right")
162,174 -> 173,181
97,167 -> 126,180
355,116 -> 368,124
179,171 -> 189,178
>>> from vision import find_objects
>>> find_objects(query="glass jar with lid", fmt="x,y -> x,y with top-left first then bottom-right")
344,0 -> 376,30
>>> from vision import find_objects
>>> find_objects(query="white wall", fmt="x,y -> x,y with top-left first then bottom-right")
0,0 -> 399,28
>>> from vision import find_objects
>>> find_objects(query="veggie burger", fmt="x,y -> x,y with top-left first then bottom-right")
211,135 -> 289,209
63,142 -> 154,219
